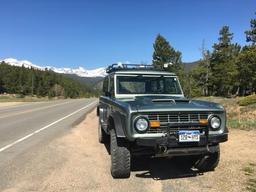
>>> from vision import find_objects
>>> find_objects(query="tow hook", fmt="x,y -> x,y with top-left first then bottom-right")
158,145 -> 167,153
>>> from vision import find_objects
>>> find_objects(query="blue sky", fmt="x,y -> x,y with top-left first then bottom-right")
0,0 -> 255,69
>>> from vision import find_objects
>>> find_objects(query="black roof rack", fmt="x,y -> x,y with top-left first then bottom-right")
106,63 -> 164,73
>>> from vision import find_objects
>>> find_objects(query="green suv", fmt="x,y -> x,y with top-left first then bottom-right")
97,64 -> 228,178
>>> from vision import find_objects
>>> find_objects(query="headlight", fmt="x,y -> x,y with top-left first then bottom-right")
210,116 -> 221,130
135,117 -> 149,133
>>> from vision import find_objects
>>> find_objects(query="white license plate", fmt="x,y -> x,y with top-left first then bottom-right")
178,130 -> 200,142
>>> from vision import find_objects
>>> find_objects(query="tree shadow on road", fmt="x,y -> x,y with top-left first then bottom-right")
132,157 -> 203,180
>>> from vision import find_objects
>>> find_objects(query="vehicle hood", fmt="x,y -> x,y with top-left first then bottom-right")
117,96 -> 224,112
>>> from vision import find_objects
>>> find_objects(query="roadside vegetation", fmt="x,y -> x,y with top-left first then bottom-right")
0,94 -> 52,102
239,94 -> 256,106
199,96 -> 256,130
0,63 -> 98,99
243,163 -> 256,192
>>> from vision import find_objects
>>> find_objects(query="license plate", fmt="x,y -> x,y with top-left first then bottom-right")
178,130 -> 200,142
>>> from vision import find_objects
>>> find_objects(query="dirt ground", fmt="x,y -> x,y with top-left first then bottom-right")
3,109 -> 256,192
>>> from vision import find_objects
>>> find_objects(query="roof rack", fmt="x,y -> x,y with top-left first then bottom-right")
106,63 -> 164,73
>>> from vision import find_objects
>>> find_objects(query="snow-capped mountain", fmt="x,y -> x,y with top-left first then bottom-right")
0,58 -> 106,77
2,58 -> 45,70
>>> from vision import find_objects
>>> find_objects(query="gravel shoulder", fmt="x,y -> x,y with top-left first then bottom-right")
2,109 -> 256,192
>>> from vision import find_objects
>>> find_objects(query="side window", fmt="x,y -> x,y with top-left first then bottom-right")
103,77 -> 109,94
109,76 -> 114,97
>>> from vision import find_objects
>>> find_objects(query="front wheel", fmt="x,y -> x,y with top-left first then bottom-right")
110,129 -> 131,178
194,146 -> 220,172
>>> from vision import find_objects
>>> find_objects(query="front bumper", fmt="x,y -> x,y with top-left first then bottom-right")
136,133 -> 228,147
160,145 -> 219,157
134,133 -> 227,156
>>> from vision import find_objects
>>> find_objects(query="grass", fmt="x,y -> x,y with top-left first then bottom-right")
243,163 -> 256,192
239,95 -> 256,106
228,119 -> 256,130
198,96 -> 256,130
244,166 -> 255,175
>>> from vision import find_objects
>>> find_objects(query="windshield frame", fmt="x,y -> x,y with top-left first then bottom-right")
114,74 -> 184,98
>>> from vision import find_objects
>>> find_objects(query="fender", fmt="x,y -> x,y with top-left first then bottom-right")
110,111 -> 126,138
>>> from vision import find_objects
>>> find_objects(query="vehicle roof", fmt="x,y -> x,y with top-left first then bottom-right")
108,70 -> 176,76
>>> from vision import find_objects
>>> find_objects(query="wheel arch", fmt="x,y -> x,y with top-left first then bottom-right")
108,112 -> 126,138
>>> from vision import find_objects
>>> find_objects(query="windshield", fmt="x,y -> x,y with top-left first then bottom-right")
116,75 -> 182,95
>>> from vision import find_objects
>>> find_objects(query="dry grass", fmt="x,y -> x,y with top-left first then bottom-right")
239,94 -> 256,106
243,163 -> 256,192
198,96 -> 256,130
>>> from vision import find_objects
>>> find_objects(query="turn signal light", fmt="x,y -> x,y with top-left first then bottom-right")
199,119 -> 208,125
150,120 -> 160,127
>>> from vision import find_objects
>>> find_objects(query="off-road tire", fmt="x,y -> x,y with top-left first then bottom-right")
195,146 -> 220,172
98,123 -> 109,144
110,129 -> 131,178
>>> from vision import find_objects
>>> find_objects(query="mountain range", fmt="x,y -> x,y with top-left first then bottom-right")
1,58 -> 199,80
0,58 -> 106,78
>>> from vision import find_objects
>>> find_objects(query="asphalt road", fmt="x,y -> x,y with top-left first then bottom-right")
0,98 -> 97,190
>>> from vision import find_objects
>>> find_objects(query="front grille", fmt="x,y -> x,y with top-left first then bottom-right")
146,112 -> 209,134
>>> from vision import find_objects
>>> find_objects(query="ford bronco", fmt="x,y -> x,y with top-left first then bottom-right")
97,64 -> 228,178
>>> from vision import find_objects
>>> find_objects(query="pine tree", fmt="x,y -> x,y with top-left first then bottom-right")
0,62 -> 98,98
245,13 -> 256,45
236,46 -> 256,95
152,34 -> 182,74
236,13 -> 256,95
191,50 -> 211,96
210,26 -> 241,96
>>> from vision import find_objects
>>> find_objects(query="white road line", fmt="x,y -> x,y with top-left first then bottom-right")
0,101 -> 98,153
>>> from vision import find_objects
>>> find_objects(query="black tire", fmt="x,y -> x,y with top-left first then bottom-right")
195,147 -> 220,172
110,129 -> 131,178
98,123 -> 109,144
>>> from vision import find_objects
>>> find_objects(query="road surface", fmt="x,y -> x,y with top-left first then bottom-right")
0,103 -> 256,192
0,99 -> 97,190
